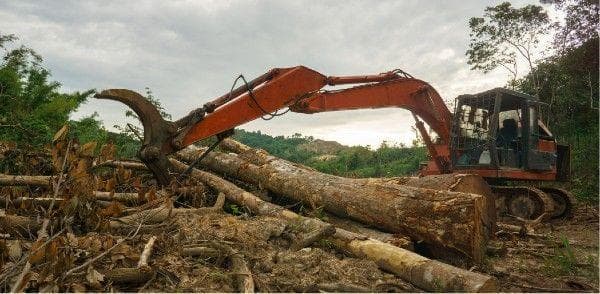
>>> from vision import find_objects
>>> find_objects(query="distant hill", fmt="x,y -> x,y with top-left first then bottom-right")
297,139 -> 346,154
232,129 -> 427,178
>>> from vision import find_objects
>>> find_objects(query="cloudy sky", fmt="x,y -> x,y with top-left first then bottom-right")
0,0 -> 550,147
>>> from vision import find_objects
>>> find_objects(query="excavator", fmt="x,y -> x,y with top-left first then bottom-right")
94,65 -> 574,220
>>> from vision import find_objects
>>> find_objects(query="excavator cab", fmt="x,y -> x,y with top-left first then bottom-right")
450,88 -> 557,174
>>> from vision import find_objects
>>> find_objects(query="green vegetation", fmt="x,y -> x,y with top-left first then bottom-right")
233,129 -> 427,178
542,235 -> 598,279
0,34 -> 93,147
467,2 -> 553,86
0,33 -> 144,160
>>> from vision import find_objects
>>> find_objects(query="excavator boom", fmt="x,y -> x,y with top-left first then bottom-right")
95,65 -> 454,184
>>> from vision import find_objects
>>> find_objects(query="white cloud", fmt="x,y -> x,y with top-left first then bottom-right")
0,0 -> 549,147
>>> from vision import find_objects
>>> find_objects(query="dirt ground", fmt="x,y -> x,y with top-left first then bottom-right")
486,204 -> 599,292
123,202 -> 599,292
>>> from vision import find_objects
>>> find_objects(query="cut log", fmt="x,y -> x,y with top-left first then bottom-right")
0,174 -> 53,187
325,214 -> 413,251
209,241 -> 254,293
95,187 -> 205,204
138,236 -> 157,268
290,224 -> 336,251
181,246 -> 221,258
169,159 -> 497,292
93,191 -> 142,203
94,160 -> 148,170
104,267 -> 154,284
176,145 -> 493,262
377,174 -> 496,234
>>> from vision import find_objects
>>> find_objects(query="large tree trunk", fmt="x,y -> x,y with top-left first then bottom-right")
176,144 -> 493,263
169,159 -> 497,292
376,174 -> 497,234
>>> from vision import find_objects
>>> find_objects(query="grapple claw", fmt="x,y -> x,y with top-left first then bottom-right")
95,89 -> 177,185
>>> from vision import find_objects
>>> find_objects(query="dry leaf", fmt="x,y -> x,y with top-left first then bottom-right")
95,177 -> 104,191
98,201 -> 124,218
67,233 -> 79,247
70,283 -> 86,293
102,236 -> 115,249
110,253 -> 125,263
115,165 -> 133,183
29,239 -> 47,265
90,238 -> 102,253
132,177 -> 142,190
79,141 -> 97,157
52,125 -> 69,143
122,169 -> 132,182
105,177 -> 116,192
38,282 -> 59,293
45,239 -> 59,263
7,240 -> 22,261
85,265 -> 104,289
147,186 -> 157,202
98,142 -> 116,162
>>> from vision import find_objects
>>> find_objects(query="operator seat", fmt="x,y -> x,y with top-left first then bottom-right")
497,119 -> 518,148
497,118 -> 519,167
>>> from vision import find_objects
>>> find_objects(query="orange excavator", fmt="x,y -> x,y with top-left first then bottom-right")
95,66 -> 574,220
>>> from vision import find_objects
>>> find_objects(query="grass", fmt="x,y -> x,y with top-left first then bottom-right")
543,236 -> 579,276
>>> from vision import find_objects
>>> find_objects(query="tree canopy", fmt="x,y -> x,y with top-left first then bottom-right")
0,33 -> 94,147
466,2 -> 553,89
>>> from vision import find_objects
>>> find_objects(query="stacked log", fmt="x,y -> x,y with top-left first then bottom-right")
1,136 -> 500,292
176,140 -> 494,263
169,159 -> 497,292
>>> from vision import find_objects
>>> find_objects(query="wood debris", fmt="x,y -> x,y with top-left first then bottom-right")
0,129 -> 596,292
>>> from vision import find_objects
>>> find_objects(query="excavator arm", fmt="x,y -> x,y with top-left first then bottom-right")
95,66 -> 453,185
289,77 -> 452,143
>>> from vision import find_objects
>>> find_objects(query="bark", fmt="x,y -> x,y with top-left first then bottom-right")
95,187 -> 205,204
290,224 -> 336,251
219,138 -> 252,155
209,241 -> 254,293
93,191 -> 141,203
325,214 -> 413,251
181,246 -> 221,258
109,205 -> 212,229
331,229 -> 497,292
0,215 -> 42,238
169,159 -> 497,292
176,146 -> 492,263
104,267 -> 154,284
138,236 -> 157,268
380,173 -> 496,234
0,174 -> 52,187
94,160 -> 148,170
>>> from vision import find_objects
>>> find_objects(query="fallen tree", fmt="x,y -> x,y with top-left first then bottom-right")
169,158 -> 498,292
376,174 -> 497,235
176,143 -> 493,263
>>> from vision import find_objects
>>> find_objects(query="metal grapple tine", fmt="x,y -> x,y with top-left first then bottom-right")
94,89 -> 177,185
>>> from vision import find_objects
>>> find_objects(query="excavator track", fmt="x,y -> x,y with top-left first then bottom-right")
492,186 -> 555,220
538,187 -> 576,219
